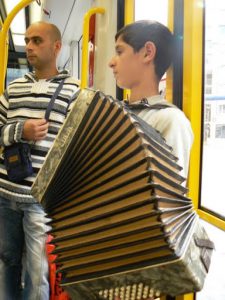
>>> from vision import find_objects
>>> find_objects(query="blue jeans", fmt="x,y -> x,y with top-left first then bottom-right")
0,196 -> 50,300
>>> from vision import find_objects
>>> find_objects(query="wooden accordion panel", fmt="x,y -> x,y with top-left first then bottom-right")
32,89 -> 214,299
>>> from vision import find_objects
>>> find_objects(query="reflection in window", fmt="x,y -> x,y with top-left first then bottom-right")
206,72 -> 212,85
217,104 -> 225,114
215,124 -> 225,138
204,123 -> 211,142
205,86 -> 212,94
205,104 -> 211,122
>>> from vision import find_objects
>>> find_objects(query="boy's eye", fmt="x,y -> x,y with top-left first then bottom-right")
116,49 -> 123,55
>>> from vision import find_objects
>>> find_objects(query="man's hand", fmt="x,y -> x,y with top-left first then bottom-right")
22,119 -> 49,141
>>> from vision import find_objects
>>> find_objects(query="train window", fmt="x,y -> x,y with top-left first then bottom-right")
134,0 -> 168,25
200,0 -> 225,220
6,67 -> 29,87
4,0 -> 26,48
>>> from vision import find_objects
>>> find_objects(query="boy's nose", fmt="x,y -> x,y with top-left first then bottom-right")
108,57 -> 115,68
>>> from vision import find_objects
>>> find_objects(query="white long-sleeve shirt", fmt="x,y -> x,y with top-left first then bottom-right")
133,95 -> 194,180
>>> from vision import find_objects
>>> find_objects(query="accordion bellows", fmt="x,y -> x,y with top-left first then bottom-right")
32,89 -> 214,299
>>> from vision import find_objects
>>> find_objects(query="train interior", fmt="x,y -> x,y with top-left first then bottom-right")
0,1 -> 225,300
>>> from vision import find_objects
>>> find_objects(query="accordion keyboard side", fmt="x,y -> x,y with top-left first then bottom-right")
31,89 -> 100,202
61,219 -> 214,298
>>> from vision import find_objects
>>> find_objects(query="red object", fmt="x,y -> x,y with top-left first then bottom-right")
88,15 -> 96,87
46,235 -> 71,300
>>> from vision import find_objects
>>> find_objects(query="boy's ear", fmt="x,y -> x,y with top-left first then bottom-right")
143,41 -> 156,62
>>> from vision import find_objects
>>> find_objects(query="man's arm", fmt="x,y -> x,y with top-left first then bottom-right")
0,90 -> 23,146
0,91 -> 49,146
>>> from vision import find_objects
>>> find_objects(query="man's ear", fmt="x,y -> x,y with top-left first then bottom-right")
143,41 -> 156,62
54,40 -> 62,56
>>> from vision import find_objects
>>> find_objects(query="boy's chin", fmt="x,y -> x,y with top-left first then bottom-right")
116,81 -> 129,90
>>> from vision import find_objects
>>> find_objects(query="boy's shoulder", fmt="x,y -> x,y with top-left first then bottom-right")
124,96 -> 177,113
132,96 -> 191,128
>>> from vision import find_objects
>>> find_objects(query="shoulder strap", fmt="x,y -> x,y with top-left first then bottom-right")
125,101 -> 174,111
45,79 -> 66,121
147,103 -> 175,110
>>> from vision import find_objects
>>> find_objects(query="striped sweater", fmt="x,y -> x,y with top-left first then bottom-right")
0,71 -> 80,203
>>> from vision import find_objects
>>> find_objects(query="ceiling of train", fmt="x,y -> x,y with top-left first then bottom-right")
0,0 -> 92,68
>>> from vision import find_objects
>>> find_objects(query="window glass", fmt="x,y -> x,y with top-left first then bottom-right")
201,0 -> 225,219
6,67 -> 29,86
135,0 -> 168,25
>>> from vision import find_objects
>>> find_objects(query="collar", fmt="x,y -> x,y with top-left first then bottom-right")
124,94 -> 175,110
126,94 -> 169,106
24,70 -> 71,83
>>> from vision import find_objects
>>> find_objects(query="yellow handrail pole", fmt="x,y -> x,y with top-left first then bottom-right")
0,0 -> 34,94
81,7 -> 105,89
0,19 -> 8,91
124,0 -> 134,25
0,19 -> 8,93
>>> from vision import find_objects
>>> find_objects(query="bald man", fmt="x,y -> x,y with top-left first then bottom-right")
0,22 -> 80,299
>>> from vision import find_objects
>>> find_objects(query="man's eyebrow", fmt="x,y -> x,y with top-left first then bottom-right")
24,35 -> 42,41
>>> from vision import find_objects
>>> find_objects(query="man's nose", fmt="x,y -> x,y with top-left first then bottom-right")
25,41 -> 33,50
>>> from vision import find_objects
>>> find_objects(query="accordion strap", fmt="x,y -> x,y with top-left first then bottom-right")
123,96 -> 176,112
45,79 -> 66,121
194,235 -> 215,272
194,236 -> 215,249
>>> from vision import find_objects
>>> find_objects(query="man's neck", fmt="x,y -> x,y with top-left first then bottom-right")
34,68 -> 59,80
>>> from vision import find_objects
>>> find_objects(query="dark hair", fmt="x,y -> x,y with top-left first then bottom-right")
115,20 -> 174,80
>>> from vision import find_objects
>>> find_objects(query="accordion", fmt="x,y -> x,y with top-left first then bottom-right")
32,89 -> 214,300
